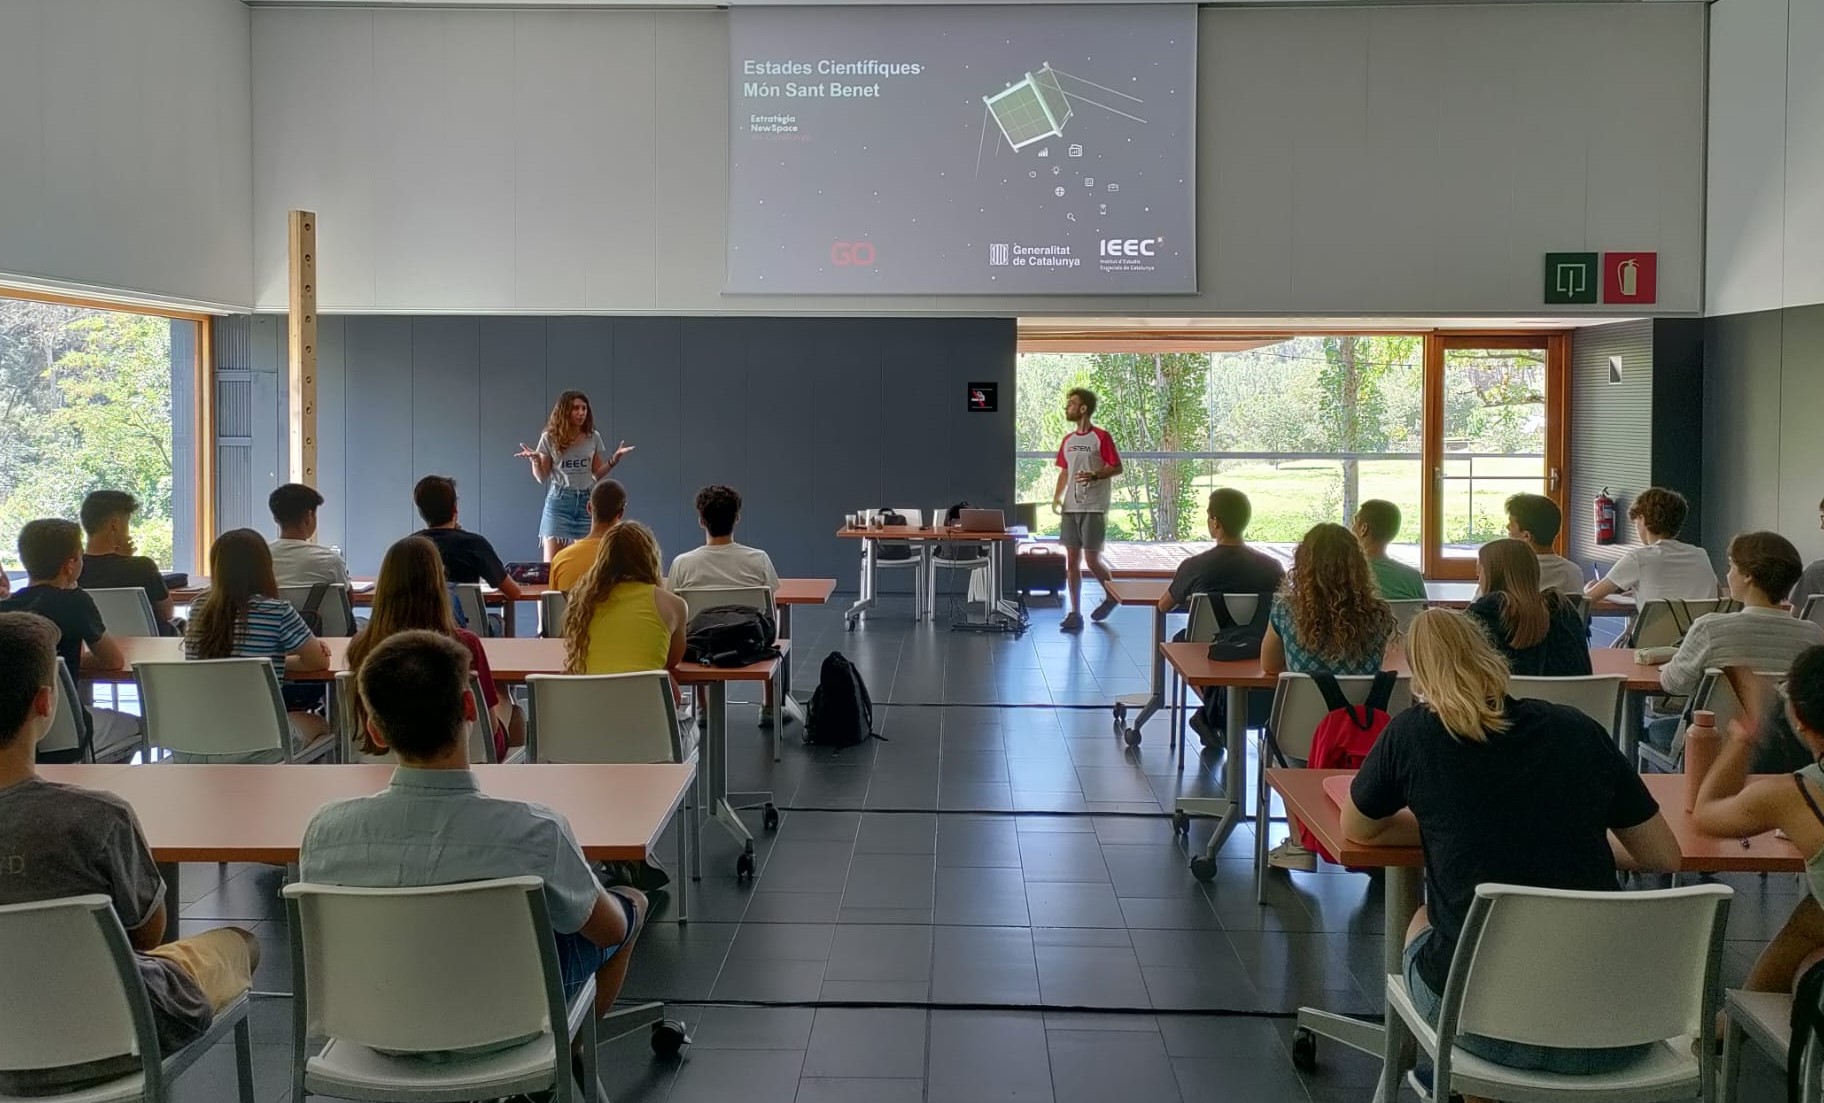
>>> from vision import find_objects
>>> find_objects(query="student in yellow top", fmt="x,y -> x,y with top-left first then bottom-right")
549,479 -> 628,593
563,521 -> 686,677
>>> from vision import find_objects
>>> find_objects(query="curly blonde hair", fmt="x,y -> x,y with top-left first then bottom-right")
563,521 -> 662,672
1282,522 -> 1395,666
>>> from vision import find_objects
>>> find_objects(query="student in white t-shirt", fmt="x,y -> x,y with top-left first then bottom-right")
1504,492 -> 1585,595
668,485 -> 780,597
1585,487 -> 1720,607
267,483 -> 350,589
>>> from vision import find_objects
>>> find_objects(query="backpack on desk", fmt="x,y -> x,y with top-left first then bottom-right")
805,651 -> 881,749
1275,671 -> 1398,863
685,605 -> 779,668
1204,593 -> 1274,662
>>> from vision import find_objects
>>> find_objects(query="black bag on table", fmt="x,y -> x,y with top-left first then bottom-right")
685,605 -> 779,668
1205,592 -> 1274,662
805,651 -> 881,749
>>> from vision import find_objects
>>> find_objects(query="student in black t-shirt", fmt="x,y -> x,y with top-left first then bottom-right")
412,475 -> 525,602
1465,539 -> 1589,677
78,490 -> 176,634
1158,488 -> 1285,614
1343,609 -> 1678,1082
0,520 -> 125,678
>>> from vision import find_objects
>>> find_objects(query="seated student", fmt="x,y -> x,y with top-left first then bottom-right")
668,484 -> 782,597
1505,492 -> 1585,596
1351,499 -> 1425,601
1345,609 -> 1680,1087
1159,488 -> 1285,613
1645,532 -> 1824,753
0,612 -> 258,1097
300,630 -> 646,1073
346,536 -> 521,761
267,483 -> 350,588
549,478 -> 626,593
1261,522 -> 1397,872
1585,487 -> 1720,606
412,474 -> 525,603
78,489 -> 177,633
1791,496 -> 1824,617
1,519 -> 130,754
1693,646 -> 1824,1004
564,522 -> 687,677
183,529 -> 331,761
1466,539 -> 1591,677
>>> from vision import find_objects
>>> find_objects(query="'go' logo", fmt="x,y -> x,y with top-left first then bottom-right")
830,241 -> 876,267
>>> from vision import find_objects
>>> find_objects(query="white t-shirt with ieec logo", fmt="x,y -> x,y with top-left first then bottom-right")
538,431 -> 605,490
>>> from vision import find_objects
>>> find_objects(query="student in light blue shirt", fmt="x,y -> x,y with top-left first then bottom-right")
299,631 -> 647,1025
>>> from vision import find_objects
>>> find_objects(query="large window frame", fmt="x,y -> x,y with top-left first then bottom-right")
1014,329 -> 1573,578
0,285 -> 216,571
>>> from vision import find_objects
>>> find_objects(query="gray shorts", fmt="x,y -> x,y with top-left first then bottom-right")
1059,512 -> 1107,551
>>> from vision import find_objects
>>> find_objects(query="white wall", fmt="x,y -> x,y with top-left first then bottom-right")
1706,0 -> 1824,317
251,3 -> 1707,317
0,0 -> 252,311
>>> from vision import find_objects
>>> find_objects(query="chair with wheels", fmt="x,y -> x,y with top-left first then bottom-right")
135,659 -> 337,764
1383,882 -> 1731,1103
1252,672 -> 1412,900
539,591 -> 570,639
1622,598 -> 1736,649
1507,675 -> 1626,738
283,877 -> 686,1103
280,584 -> 357,638
0,894 -> 256,1103
87,588 -> 162,637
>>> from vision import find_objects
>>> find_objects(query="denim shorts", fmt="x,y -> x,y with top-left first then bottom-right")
555,930 -> 622,1000
1403,927 -> 1649,1074
539,486 -> 592,541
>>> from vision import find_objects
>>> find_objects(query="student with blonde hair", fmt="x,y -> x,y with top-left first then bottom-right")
563,521 -> 686,677
1343,609 -> 1678,1088
1466,538 -> 1590,677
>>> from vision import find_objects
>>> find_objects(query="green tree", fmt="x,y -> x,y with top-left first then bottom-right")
1084,352 -> 1211,540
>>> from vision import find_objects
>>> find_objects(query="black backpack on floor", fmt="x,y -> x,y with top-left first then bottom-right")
805,651 -> 880,749
685,605 -> 780,668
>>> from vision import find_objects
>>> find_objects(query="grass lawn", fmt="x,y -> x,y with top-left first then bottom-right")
1019,456 -> 1545,544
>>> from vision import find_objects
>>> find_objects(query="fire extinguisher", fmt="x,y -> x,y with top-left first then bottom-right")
1595,488 -> 1618,546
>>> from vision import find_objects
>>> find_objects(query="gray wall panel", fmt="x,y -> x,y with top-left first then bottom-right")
409,318 -> 483,541
1703,309 -> 1789,565
340,316 -> 415,569
610,319 -> 687,558
477,318 -> 551,565
315,315 -> 348,551
1569,320 -> 1652,569
1649,318 -> 1705,549
673,324 -> 753,552
1778,308 -> 1824,543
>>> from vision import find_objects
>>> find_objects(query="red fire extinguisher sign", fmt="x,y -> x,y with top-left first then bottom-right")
1595,488 -> 1618,546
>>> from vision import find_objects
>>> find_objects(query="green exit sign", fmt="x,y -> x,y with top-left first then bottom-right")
1544,253 -> 1598,304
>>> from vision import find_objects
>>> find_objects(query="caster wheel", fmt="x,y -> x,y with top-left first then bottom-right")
651,1020 -> 692,1057
1113,702 -> 1128,723
1171,811 -> 1190,836
1291,1028 -> 1317,1071
735,851 -> 756,880
763,803 -> 780,831
1123,727 -> 1142,748
1188,855 -> 1216,883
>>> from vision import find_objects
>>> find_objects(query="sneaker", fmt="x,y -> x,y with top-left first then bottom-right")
1187,708 -> 1219,751
1267,837 -> 1317,872
1090,594 -> 1120,622
1060,612 -> 1084,632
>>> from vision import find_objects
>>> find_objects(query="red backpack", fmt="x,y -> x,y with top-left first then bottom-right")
1275,671 -> 1398,863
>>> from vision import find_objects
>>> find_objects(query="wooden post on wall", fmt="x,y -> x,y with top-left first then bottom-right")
288,210 -> 318,487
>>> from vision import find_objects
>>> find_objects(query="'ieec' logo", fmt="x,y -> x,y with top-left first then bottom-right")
1100,237 -> 1162,258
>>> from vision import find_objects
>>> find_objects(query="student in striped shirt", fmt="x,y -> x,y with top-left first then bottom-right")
183,529 -> 331,761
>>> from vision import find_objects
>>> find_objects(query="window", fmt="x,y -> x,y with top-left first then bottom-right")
0,289 -> 209,578
1014,333 -> 1568,577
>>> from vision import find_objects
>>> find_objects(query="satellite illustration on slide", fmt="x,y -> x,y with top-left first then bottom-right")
726,5 -> 1196,294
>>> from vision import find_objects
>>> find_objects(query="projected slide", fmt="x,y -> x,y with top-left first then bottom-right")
725,5 -> 1197,295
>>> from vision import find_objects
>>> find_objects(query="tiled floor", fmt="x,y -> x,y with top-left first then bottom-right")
166,587 -> 1787,1102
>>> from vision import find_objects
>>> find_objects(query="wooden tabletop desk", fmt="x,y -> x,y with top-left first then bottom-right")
40,762 -> 700,920
1266,767 -> 1800,1098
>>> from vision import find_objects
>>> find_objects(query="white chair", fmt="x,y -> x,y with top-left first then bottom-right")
1638,667 -> 1781,773
926,538 -> 992,620
539,591 -> 569,639
1255,672 -> 1412,902
450,583 -> 492,638
1385,883 -> 1731,1103
333,670 -> 519,765
37,659 -> 93,763
1802,594 -> 1824,628
283,877 -> 672,1103
869,508 -> 928,620
1184,592 -> 1265,645
1623,598 -> 1736,649
1386,599 -> 1429,635
675,586 -> 780,753
525,671 -> 689,766
1508,674 -> 1627,738
280,584 -> 357,638
1721,988 -> 1820,1102
87,588 -> 161,637
134,659 -> 336,764
0,894 -> 255,1103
